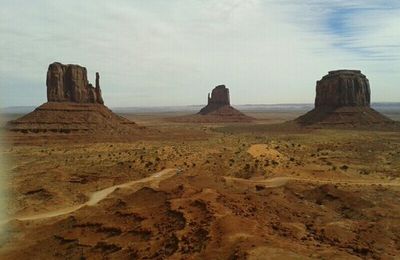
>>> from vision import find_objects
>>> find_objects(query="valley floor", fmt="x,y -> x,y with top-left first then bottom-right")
1,111 -> 400,259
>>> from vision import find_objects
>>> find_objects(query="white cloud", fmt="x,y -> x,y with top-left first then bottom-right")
0,0 -> 399,107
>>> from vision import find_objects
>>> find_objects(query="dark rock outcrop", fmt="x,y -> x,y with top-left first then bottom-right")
7,62 -> 143,137
199,85 -> 231,115
295,70 -> 393,126
168,85 -> 253,123
95,72 -> 104,104
315,70 -> 370,109
171,85 -> 252,122
47,62 -> 104,104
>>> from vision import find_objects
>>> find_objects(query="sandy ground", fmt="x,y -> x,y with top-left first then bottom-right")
0,110 -> 400,259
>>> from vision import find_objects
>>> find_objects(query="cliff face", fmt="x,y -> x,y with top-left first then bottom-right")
295,70 -> 392,126
208,85 -> 230,106
315,70 -> 370,109
7,62 -> 143,136
192,85 -> 253,122
47,62 -> 104,104
199,85 -> 231,115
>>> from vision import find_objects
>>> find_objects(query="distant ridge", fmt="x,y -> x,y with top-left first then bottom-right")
2,102 -> 400,114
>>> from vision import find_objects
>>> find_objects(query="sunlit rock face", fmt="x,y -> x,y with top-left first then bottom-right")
46,62 -> 103,104
6,62 -> 143,135
315,70 -> 370,109
294,70 -> 394,126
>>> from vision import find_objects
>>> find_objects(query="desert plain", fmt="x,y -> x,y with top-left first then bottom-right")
0,108 -> 400,259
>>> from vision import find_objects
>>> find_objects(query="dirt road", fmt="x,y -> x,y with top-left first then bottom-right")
9,168 -> 178,222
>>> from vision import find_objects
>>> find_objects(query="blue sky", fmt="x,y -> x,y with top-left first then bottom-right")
0,0 -> 399,107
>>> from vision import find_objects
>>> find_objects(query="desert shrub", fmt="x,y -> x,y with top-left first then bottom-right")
234,165 -> 255,179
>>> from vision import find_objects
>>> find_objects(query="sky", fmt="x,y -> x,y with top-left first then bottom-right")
0,0 -> 399,107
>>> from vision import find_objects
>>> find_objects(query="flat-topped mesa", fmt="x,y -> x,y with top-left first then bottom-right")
208,85 -> 230,106
47,62 -> 104,104
199,85 -> 231,114
315,70 -> 370,109
295,69 -> 394,126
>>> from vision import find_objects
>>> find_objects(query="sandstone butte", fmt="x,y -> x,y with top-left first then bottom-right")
7,62 -> 141,136
295,70 -> 394,126
47,62 -> 104,104
196,85 -> 253,122
166,85 -> 253,123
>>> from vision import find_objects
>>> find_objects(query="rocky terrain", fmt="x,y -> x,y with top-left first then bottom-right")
295,70 -> 395,127
169,85 -> 253,123
1,68 -> 400,259
1,118 -> 400,259
6,63 -> 145,140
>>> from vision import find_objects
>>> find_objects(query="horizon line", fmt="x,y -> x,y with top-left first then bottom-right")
2,101 -> 400,110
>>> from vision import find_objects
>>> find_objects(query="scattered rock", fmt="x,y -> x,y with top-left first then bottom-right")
255,185 -> 265,191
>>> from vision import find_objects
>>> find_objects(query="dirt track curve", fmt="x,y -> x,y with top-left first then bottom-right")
7,168 -> 178,223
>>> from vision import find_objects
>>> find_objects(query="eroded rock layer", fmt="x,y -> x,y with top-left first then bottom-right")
47,62 -> 103,104
188,85 -> 253,122
295,70 -> 393,126
7,62 -> 142,137
7,102 -> 138,134
315,70 -> 370,109
199,85 -> 230,114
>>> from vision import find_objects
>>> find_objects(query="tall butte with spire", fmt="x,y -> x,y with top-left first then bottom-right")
195,85 -> 253,122
46,62 -> 104,104
7,62 -> 141,137
199,85 -> 231,114
168,84 -> 252,123
295,70 -> 394,126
